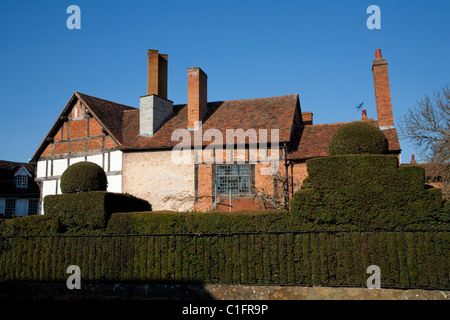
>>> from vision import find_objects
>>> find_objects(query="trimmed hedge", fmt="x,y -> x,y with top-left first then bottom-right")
106,209 -> 294,234
60,161 -> 108,194
1,230 -> 448,289
44,191 -> 151,231
291,155 -> 444,230
0,215 -> 61,236
328,122 -> 388,155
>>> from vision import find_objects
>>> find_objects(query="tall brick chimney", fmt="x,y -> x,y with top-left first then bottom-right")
147,49 -> 168,99
140,49 -> 173,137
187,67 -> 208,130
372,49 -> 394,129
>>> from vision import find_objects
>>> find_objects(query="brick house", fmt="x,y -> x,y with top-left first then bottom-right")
0,160 -> 40,217
31,49 -> 401,213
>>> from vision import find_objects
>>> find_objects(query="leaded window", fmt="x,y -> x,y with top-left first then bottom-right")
216,164 -> 251,196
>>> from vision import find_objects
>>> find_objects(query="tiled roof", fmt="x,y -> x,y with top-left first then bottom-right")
31,92 -> 136,162
0,160 -> 40,198
31,91 -> 401,162
121,94 -> 299,150
76,92 -> 136,144
288,120 -> 401,161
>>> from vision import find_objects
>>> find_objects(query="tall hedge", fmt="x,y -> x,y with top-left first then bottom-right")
291,155 -> 443,229
44,191 -> 152,231
1,230 -> 448,290
106,210 -> 293,234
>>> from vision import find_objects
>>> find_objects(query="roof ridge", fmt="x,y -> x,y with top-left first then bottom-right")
307,119 -> 377,127
172,93 -> 299,107
75,91 -> 136,109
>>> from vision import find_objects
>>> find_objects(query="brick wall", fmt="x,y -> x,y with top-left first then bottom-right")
41,100 -> 119,157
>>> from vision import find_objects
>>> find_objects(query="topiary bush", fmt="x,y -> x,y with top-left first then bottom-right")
328,121 -> 388,155
44,191 -> 152,231
60,161 -> 108,194
291,155 -> 444,230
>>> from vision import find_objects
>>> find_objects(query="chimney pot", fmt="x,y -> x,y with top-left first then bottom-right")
362,109 -> 368,119
375,49 -> 382,59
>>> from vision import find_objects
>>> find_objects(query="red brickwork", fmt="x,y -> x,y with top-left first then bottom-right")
372,49 -> 394,128
187,68 -> 207,129
147,50 -> 168,99
40,98 -> 119,157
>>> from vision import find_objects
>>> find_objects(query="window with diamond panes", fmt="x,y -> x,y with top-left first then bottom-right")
216,165 -> 250,195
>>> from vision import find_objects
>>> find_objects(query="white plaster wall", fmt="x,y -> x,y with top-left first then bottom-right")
122,150 -> 195,211
107,174 -> 122,193
37,160 -> 47,178
69,157 -> 86,166
41,180 -> 57,214
86,154 -> 103,168
53,159 -> 67,176
109,151 -> 122,172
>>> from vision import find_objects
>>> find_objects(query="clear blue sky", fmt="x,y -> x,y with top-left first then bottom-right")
0,0 -> 449,163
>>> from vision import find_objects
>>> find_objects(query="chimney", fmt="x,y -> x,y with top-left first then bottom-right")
140,50 -> 173,137
187,67 -> 208,130
362,109 -> 368,120
410,154 -> 417,164
372,49 -> 394,129
301,111 -> 313,125
147,49 -> 168,99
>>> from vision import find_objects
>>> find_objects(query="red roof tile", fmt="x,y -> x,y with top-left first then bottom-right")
121,94 -> 299,150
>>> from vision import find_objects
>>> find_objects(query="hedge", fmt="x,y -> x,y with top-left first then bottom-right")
0,230 -> 448,289
328,121 -> 388,155
0,215 -> 62,236
106,210 -> 294,234
60,161 -> 108,194
44,191 -> 151,231
291,155 -> 444,230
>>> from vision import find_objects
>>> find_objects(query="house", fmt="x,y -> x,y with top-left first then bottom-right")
31,49 -> 401,213
0,160 -> 40,218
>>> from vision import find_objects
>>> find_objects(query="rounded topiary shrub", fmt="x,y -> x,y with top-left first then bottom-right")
328,121 -> 388,155
60,161 -> 108,194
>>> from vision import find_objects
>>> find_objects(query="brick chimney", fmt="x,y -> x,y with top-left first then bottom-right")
301,111 -> 313,125
147,49 -> 168,99
140,49 -> 173,137
372,49 -> 394,129
187,67 -> 208,130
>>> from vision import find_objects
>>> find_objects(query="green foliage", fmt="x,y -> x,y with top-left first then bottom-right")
328,122 -> 388,155
0,230 -> 448,290
0,215 -> 62,236
106,209 -> 293,234
44,191 -> 151,232
60,161 -> 108,194
291,155 -> 444,230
